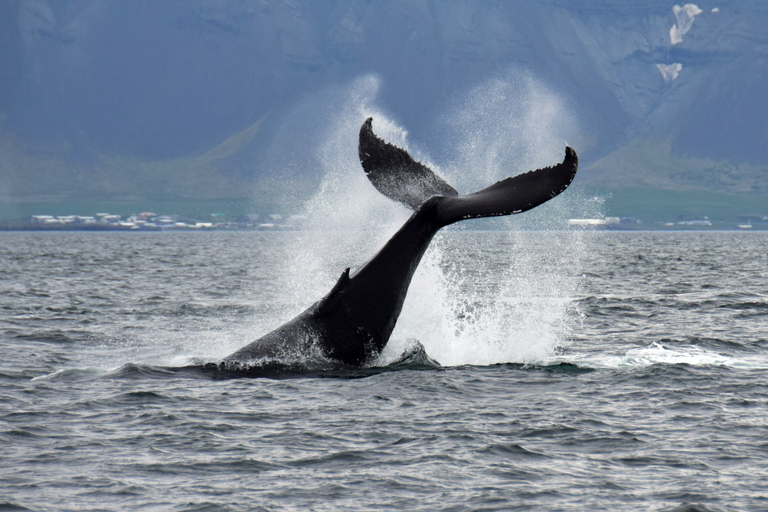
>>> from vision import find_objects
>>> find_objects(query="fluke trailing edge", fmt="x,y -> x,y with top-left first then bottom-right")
223,118 -> 578,367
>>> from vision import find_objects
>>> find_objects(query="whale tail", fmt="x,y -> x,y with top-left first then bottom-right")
435,146 -> 577,226
359,117 -> 577,225
223,119 -> 578,368
359,117 -> 458,210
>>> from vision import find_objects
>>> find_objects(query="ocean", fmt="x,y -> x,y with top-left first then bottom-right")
1,230 -> 767,511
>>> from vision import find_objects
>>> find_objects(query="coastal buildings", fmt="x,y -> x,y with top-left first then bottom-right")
27,212 -> 303,230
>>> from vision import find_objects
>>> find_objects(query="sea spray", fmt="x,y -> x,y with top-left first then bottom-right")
276,77 -> 411,310
389,71 -> 587,366
439,70 -> 579,194
267,71 -> 588,367
387,230 -> 585,367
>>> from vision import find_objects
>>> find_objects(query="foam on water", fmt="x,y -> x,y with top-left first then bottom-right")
270,72 -> 586,367
563,341 -> 768,370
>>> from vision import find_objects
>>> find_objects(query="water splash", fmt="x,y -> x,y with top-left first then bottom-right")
390,71 -> 585,366
275,76 -> 413,313
439,71 -> 578,194
271,72 -> 586,367
384,230 -> 584,367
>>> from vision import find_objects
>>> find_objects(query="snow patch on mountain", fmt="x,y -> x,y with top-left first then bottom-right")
669,3 -> 703,45
656,4 -> 703,82
656,63 -> 683,82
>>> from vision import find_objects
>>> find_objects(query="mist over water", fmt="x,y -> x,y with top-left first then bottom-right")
264,73 -> 588,367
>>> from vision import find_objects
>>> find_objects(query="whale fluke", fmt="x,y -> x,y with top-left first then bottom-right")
359,117 -> 458,209
359,118 -> 577,223
436,146 -> 578,226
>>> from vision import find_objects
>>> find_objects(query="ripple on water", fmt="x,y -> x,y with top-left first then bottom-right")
2,231 -> 768,510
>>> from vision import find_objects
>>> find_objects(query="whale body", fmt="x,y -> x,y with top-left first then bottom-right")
223,118 -> 578,367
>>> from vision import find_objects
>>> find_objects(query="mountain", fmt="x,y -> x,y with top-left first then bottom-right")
0,0 -> 766,217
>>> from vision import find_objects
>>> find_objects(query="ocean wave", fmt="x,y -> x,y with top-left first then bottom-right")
563,341 -> 768,370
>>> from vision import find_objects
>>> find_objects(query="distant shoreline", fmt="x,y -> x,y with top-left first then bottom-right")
1,224 -> 766,233
0,224 -> 300,232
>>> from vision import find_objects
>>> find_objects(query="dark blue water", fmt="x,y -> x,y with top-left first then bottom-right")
1,230 -> 767,511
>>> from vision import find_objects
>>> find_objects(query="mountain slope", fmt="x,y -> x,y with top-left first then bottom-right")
0,0 -> 765,208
